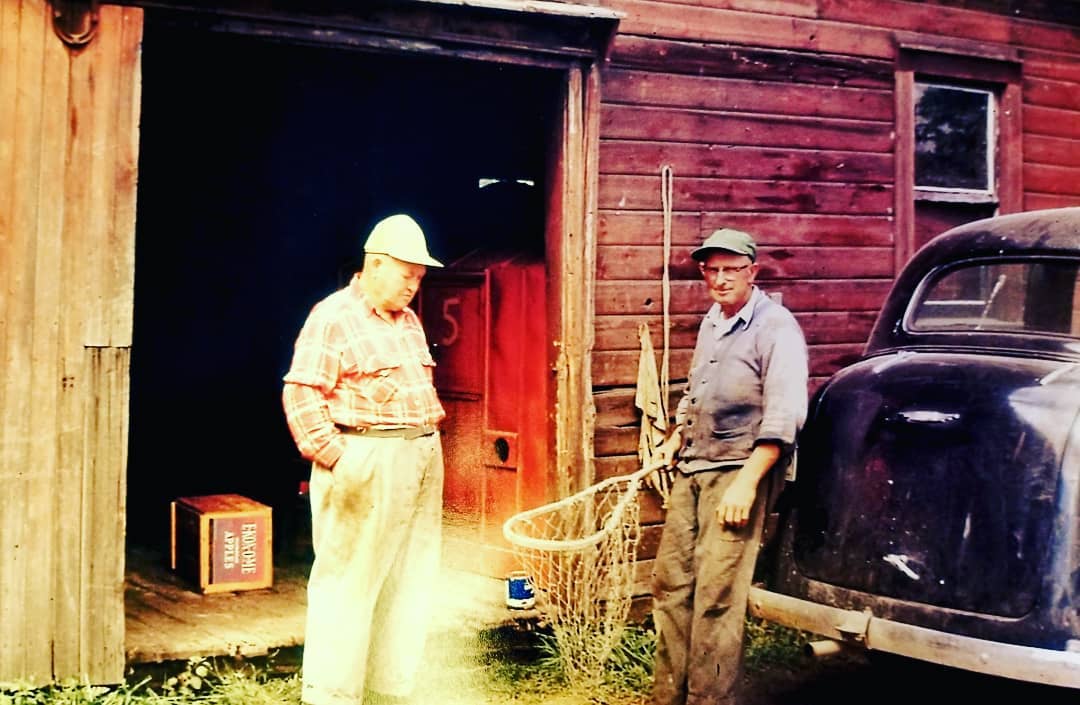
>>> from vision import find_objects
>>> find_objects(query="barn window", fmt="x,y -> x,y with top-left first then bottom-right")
913,83 -> 994,196
894,39 -> 1022,265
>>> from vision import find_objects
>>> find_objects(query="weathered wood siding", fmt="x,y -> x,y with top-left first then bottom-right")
0,0 -> 1076,676
590,0 -> 1080,580
0,0 -> 142,686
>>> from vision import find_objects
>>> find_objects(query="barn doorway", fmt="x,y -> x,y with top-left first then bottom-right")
127,15 -> 563,580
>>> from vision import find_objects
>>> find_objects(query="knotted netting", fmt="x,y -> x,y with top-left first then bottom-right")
502,463 -> 659,688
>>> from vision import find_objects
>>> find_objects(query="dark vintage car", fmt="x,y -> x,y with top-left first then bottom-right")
750,207 -> 1080,688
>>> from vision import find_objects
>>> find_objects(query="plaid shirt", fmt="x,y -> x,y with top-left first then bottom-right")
282,275 -> 445,468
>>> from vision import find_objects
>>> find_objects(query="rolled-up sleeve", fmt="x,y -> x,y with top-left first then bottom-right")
757,312 -> 809,449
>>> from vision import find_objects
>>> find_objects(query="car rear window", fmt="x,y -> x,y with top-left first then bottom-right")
909,258 -> 1080,336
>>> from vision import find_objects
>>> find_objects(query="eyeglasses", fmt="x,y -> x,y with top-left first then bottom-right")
698,262 -> 752,279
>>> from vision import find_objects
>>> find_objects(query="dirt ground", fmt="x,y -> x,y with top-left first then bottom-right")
486,650 -> 1080,705
743,651 -> 1079,705
405,622 -> 861,705
164,628 -> 1078,705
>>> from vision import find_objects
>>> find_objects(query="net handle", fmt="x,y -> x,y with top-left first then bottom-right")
502,462 -> 665,552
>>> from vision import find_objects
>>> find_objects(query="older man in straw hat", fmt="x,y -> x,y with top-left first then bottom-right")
283,213 -> 446,705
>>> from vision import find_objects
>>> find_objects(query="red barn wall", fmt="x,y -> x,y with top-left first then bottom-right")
588,1 -> 1080,555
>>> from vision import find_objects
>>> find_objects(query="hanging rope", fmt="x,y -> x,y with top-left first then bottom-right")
660,165 -> 673,418
637,166 -> 677,506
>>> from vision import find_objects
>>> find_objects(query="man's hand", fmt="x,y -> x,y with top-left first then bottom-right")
716,474 -> 758,527
715,442 -> 781,527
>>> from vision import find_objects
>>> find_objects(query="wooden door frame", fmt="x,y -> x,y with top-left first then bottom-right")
546,60 -> 604,499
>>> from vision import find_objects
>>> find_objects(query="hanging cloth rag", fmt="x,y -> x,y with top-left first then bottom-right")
636,322 -> 672,506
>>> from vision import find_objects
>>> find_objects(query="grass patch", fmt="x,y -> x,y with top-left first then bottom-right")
744,615 -> 813,672
0,653 -> 302,705
2,616 -> 810,705
469,624 -> 653,705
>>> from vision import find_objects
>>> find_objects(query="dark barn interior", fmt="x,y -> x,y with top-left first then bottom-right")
127,15 -> 558,563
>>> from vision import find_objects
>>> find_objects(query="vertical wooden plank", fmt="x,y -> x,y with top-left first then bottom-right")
38,0 -> 82,684
548,58 -> 610,499
109,7 -> 141,347
556,64 -> 587,496
81,4 -> 120,349
546,72 -> 568,502
0,0 -> 28,681
893,67 -> 914,270
80,4 -> 141,350
580,60 -> 602,491
0,0 -> 17,248
56,14 -> 103,681
54,24 -> 101,680
999,79 -> 1023,214
8,0 -> 53,685
82,345 -> 130,684
551,58 -> 603,497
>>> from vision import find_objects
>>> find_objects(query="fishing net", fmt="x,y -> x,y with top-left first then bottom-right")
502,463 -> 659,688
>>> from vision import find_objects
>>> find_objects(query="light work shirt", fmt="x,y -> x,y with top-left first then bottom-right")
675,286 -> 808,473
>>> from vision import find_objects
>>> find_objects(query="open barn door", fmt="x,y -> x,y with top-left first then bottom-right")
126,0 -> 618,601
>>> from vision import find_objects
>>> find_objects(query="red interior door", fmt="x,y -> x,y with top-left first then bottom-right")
419,254 -> 547,576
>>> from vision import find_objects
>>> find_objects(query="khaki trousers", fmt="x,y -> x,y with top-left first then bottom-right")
301,432 -> 443,705
651,468 -> 767,705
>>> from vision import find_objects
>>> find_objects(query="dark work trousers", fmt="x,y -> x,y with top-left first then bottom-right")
651,467 -> 768,705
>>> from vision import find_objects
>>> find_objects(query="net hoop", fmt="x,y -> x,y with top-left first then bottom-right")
501,463 -> 659,552
500,461 -> 666,690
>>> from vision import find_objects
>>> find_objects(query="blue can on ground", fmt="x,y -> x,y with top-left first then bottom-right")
505,571 -> 536,609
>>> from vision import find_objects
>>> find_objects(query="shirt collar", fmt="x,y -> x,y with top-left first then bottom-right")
706,286 -> 763,335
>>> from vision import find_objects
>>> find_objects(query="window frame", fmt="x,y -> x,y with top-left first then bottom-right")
894,37 -> 1023,268
913,81 -> 996,199
905,256 -> 1080,338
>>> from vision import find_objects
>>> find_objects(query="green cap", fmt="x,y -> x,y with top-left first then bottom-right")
690,228 -> 757,262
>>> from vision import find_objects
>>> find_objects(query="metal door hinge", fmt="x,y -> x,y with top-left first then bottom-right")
51,0 -> 99,50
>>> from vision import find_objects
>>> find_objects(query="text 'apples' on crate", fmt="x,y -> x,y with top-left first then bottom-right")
170,493 -> 273,594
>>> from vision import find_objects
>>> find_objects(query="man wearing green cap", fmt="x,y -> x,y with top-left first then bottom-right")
282,213 -> 446,705
650,228 -> 809,705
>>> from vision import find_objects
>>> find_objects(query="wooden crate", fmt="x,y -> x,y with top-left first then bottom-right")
170,494 -> 273,594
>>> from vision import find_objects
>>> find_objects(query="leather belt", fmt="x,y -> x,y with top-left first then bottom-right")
337,424 -> 437,440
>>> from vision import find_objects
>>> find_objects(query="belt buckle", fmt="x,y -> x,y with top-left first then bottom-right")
353,425 -> 435,439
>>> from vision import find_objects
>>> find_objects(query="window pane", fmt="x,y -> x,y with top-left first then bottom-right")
910,260 -> 1080,336
914,83 -> 991,191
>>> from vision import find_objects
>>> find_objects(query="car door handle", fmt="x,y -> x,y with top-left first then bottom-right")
892,410 -> 961,425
